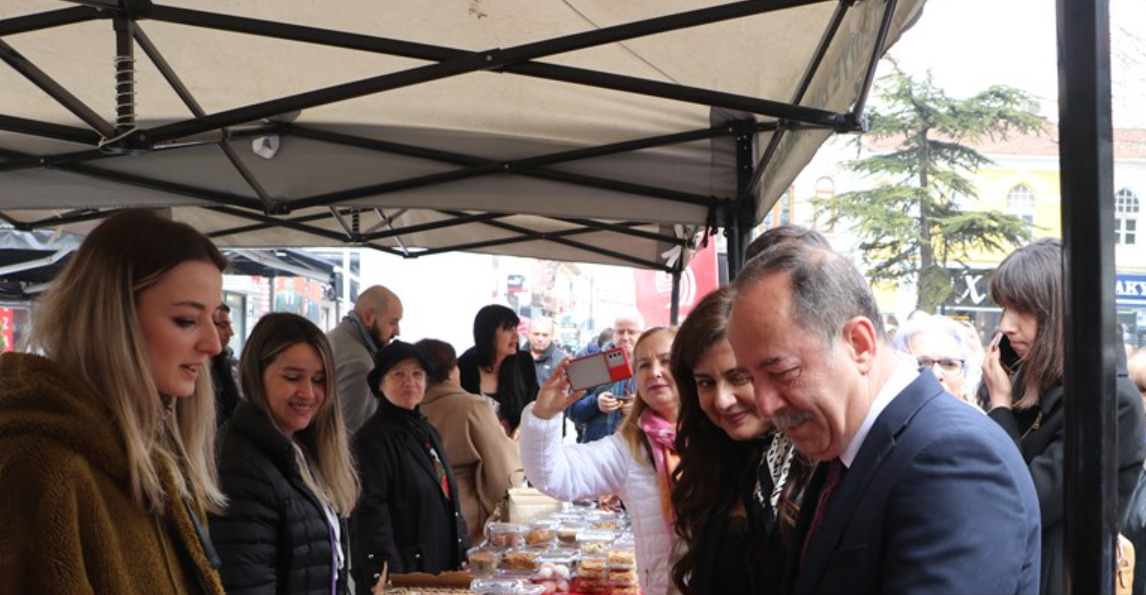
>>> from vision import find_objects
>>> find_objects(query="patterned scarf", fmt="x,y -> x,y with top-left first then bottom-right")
638,409 -> 679,539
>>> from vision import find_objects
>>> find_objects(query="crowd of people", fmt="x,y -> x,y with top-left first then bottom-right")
1,208 -> 1145,595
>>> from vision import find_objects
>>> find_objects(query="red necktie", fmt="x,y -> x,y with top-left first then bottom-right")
800,459 -> 845,567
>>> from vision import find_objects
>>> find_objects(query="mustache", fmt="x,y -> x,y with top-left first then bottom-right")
772,408 -> 814,431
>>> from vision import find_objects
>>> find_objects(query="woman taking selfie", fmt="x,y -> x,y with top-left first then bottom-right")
457,304 -> 539,435
982,238 -> 1145,595
210,313 -> 360,594
520,327 -> 679,595
669,288 -> 810,595
0,210 -> 227,593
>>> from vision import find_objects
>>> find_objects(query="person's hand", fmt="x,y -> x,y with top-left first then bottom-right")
983,332 -> 1014,409
619,397 -> 634,417
532,359 -> 587,420
597,392 -> 621,414
598,494 -> 624,512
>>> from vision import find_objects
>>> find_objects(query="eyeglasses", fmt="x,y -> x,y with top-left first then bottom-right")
917,356 -> 964,376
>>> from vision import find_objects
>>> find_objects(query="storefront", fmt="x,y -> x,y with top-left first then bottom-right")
1117,273 -> 1146,349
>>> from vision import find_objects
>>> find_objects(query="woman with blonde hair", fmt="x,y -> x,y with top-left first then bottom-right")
0,209 -> 227,594
210,312 -> 359,594
521,327 -> 679,595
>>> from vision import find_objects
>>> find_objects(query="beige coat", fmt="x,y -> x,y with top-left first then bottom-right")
421,380 -> 522,544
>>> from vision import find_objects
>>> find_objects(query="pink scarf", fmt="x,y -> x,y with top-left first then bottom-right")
639,409 -> 679,539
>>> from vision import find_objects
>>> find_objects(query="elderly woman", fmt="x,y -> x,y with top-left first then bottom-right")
351,341 -> 469,593
891,313 -> 983,407
417,338 -> 522,545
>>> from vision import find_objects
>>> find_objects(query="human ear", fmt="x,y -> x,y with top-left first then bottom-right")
842,316 -> 878,372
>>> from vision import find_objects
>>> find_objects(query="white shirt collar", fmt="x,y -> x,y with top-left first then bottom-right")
839,356 -> 920,468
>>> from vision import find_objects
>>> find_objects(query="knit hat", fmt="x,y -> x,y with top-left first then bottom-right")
368,340 -> 431,398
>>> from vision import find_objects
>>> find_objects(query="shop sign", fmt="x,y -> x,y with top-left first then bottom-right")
949,269 -> 995,308
1117,274 -> 1146,306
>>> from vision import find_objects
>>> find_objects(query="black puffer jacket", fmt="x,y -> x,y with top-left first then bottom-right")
351,396 -> 469,593
210,402 -> 349,595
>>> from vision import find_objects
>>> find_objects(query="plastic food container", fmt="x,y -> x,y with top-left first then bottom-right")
576,530 -> 616,555
525,519 -> 559,546
500,547 -> 542,572
605,546 -> 636,569
470,577 -> 546,595
607,567 -> 639,586
584,510 -> 619,530
576,555 -> 608,579
467,546 -> 502,575
487,522 -> 527,549
556,521 -> 586,545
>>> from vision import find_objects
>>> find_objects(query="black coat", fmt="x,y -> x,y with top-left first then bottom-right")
457,348 -> 538,432
351,396 -> 469,592
210,402 -> 350,595
988,356 -> 1146,595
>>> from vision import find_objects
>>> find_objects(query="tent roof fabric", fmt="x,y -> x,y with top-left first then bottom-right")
0,0 -> 925,271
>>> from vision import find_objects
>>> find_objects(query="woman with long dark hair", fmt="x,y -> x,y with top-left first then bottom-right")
983,238 -> 1145,595
457,305 -> 539,434
210,313 -> 360,594
670,287 -> 811,595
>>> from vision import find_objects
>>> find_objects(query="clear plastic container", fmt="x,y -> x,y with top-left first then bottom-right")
576,555 -> 608,580
500,547 -> 542,572
525,519 -> 559,546
556,521 -> 586,545
467,546 -> 503,575
605,545 -> 636,569
470,577 -> 546,595
576,529 -> 616,555
607,567 -> 639,586
487,522 -> 527,549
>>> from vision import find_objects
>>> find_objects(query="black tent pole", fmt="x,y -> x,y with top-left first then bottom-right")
1057,0 -> 1118,592
670,257 -> 683,326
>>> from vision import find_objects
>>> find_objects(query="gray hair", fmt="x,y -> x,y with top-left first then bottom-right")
731,241 -> 885,346
891,314 -> 983,397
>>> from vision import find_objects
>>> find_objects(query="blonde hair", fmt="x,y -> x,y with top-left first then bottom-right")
618,326 -> 678,464
29,209 -> 226,513
239,313 -> 361,515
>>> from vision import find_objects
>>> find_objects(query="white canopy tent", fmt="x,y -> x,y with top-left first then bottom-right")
0,0 -> 925,273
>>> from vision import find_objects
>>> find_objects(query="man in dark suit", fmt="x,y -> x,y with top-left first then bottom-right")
727,241 -> 1041,595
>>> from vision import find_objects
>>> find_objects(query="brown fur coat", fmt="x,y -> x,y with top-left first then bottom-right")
0,353 -> 225,594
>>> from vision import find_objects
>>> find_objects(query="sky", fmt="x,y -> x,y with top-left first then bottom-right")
883,0 -> 1146,128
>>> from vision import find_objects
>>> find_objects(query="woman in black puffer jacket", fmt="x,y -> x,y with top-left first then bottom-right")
211,313 -> 361,594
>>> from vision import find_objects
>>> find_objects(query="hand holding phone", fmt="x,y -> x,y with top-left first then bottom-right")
567,347 -> 633,391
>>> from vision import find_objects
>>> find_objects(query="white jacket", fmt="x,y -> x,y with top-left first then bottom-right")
519,404 -> 673,595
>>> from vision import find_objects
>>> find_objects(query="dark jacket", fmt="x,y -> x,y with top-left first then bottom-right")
567,374 -> 634,443
351,396 -> 469,592
532,343 -> 566,384
210,402 -> 350,595
988,357 -> 1146,595
787,370 -> 1041,595
457,348 -> 539,432
211,349 -> 240,427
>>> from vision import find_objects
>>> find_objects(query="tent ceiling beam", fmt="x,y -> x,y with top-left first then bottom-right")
129,0 -> 843,147
360,212 -> 510,242
207,205 -> 403,256
549,216 -> 684,245
440,209 -> 670,271
0,38 -> 118,139
850,0 -> 898,123
287,125 -> 724,211
21,207 -> 122,229
0,6 -> 98,37
132,24 -> 276,209
0,114 -> 103,145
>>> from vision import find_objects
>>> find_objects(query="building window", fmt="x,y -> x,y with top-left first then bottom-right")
1116,188 -> 1139,245
764,186 -> 796,228
1007,184 -> 1036,224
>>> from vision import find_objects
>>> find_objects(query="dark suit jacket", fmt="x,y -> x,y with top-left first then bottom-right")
786,369 -> 1042,595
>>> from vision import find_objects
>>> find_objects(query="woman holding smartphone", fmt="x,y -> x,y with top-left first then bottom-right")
982,238 -> 1145,595
521,327 -> 679,595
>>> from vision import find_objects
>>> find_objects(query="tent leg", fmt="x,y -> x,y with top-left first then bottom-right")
1057,0 -> 1118,592
670,262 -> 682,325
727,120 -> 755,279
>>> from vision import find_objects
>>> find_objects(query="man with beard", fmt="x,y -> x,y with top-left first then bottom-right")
727,242 -> 1040,595
328,285 -> 404,435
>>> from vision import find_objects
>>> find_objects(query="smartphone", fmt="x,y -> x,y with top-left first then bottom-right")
566,347 -> 633,391
990,332 -> 1021,373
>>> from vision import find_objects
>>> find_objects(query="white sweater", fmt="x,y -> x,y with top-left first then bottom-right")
518,404 -> 673,595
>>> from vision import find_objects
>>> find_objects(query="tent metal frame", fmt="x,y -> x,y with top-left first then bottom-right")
0,0 -> 892,276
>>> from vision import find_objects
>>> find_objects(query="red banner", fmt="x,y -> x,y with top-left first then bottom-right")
633,240 -> 719,327
0,307 -> 13,352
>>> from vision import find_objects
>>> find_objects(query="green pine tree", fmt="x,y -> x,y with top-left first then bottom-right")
817,61 -> 1044,312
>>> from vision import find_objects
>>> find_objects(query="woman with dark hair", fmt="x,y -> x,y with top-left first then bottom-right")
210,313 -> 360,594
352,341 -> 468,593
670,287 -> 812,595
982,238 -> 1145,595
457,304 -> 539,434
0,209 -> 226,593
417,338 -> 522,545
